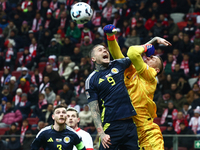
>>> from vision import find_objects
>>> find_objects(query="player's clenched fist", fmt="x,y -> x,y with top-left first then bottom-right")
103,25 -> 117,40
142,44 -> 155,57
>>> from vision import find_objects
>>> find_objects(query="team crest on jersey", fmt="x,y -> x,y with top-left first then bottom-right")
111,68 -> 119,74
64,136 -> 70,143
85,91 -> 90,99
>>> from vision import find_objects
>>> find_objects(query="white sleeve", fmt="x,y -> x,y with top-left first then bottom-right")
82,132 -> 93,149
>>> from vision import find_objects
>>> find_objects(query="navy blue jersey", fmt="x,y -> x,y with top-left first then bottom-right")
31,125 -> 85,150
85,58 -> 136,123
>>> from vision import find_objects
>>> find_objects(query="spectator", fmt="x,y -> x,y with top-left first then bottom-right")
0,101 -> 22,128
144,14 -> 157,31
121,20 -> 130,38
180,53 -> 194,77
7,134 -> 21,150
168,18 -> 179,38
18,78 -> 30,94
189,108 -> 200,134
171,64 -> 185,83
22,130 -> 34,150
183,18 -> 196,38
53,95 -> 63,108
68,66 -> 81,86
172,48 -> 183,64
27,84 -> 39,107
41,29 -> 51,50
45,38 -> 61,58
79,57 -> 91,74
8,76 -> 18,96
3,123 -> 20,142
181,34 -> 193,54
39,76 -> 51,94
124,29 -> 140,48
161,101 -> 178,126
156,90 -> 173,117
59,83 -> 74,105
1,97 -> 7,113
169,35 -> 184,53
173,91 -> 187,111
39,0 -> 49,20
179,121 -> 195,150
191,45 -> 200,75
3,39 -> 16,71
79,104 -> 92,127
71,47 -> 83,64
60,37 -> 75,56
43,9 -> 57,34
46,55 -> 58,71
20,119 -> 31,144
31,13 -> 42,33
186,83 -> 200,104
17,67 -> 31,84
17,47 -> 33,71
1,66 -> 11,88
177,75 -> 191,95
68,98 -> 80,113
191,93 -> 200,109
44,87 -> 56,104
182,102 -> 192,121
40,103 -> 53,126
3,20 -> 18,40
33,93 -> 48,118
152,19 -> 163,37
16,93 -> 31,119
29,37 -> 37,58
75,80 -> 85,98
102,1 -> 117,24
58,56 -> 75,80
43,65 -> 63,91
19,21 -> 29,38
80,36 -> 94,58
173,111 -> 188,134
53,2 -> 66,20
12,88 -> 22,106
170,82 -> 179,99
0,85 -> 12,102
32,121 -> 45,135
65,21 -> 81,43
31,68 -> 43,87
81,24 -> 94,44
92,32 -> 103,45
162,123 -> 176,150
193,29 -> 200,47
91,10 -> 102,29
163,53 -> 175,75
0,16 -> 8,31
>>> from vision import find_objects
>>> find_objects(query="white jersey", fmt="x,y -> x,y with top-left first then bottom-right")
73,128 -> 93,150
189,116 -> 200,133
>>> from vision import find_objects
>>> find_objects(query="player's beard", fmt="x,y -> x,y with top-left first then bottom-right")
55,118 -> 66,125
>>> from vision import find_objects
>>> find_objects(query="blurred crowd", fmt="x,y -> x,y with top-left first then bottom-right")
0,0 -> 200,149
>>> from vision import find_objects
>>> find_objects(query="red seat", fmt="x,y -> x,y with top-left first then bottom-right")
160,126 -> 167,132
0,127 -> 10,135
29,71 -> 34,76
15,52 -> 23,69
153,117 -> 161,125
38,62 -> 46,73
177,21 -> 187,31
11,71 -> 21,80
57,90 -> 63,95
27,117 -> 39,125
0,71 -> 3,77
178,147 -> 187,150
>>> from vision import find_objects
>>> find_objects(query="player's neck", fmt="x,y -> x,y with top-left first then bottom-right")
74,126 -> 79,131
95,62 -> 108,71
53,124 -> 65,132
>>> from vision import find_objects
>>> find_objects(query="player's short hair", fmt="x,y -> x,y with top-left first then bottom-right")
66,107 -> 79,118
53,105 -> 67,114
157,56 -> 163,76
90,44 -> 102,58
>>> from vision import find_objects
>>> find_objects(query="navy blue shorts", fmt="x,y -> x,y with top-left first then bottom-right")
99,118 -> 139,150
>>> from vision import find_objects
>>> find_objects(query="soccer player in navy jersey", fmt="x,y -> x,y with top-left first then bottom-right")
31,105 -> 86,150
85,45 -> 139,150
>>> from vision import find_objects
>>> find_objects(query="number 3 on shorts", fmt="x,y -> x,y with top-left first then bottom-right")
57,144 -> 62,150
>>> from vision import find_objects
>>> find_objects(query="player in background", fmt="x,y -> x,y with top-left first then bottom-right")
66,107 -> 94,150
31,105 -> 86,150
104,24 -> 172,150
85,42 -> 139,149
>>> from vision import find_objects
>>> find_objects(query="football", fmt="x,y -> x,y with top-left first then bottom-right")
70,2 -> 93,24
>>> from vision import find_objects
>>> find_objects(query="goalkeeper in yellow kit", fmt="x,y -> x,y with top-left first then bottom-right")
103,25 -> 172,150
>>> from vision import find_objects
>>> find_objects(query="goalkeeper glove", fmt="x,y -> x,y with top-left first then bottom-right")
142,44 -> 155,57
103,24 -> 117,41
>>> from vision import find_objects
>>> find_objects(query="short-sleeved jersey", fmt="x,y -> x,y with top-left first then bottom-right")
31,125 -> 85,150
124,63 -> 157,128
85,58 -> 136,123
73,128 -> 93,150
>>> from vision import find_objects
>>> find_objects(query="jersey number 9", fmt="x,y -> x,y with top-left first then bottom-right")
107,77 -> 116,86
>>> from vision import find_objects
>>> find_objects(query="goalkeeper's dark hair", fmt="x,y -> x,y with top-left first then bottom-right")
157,56 -> 163,76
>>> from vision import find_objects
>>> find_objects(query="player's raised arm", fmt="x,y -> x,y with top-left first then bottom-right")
103,24 -> 125,59
145,36 -> 172,46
